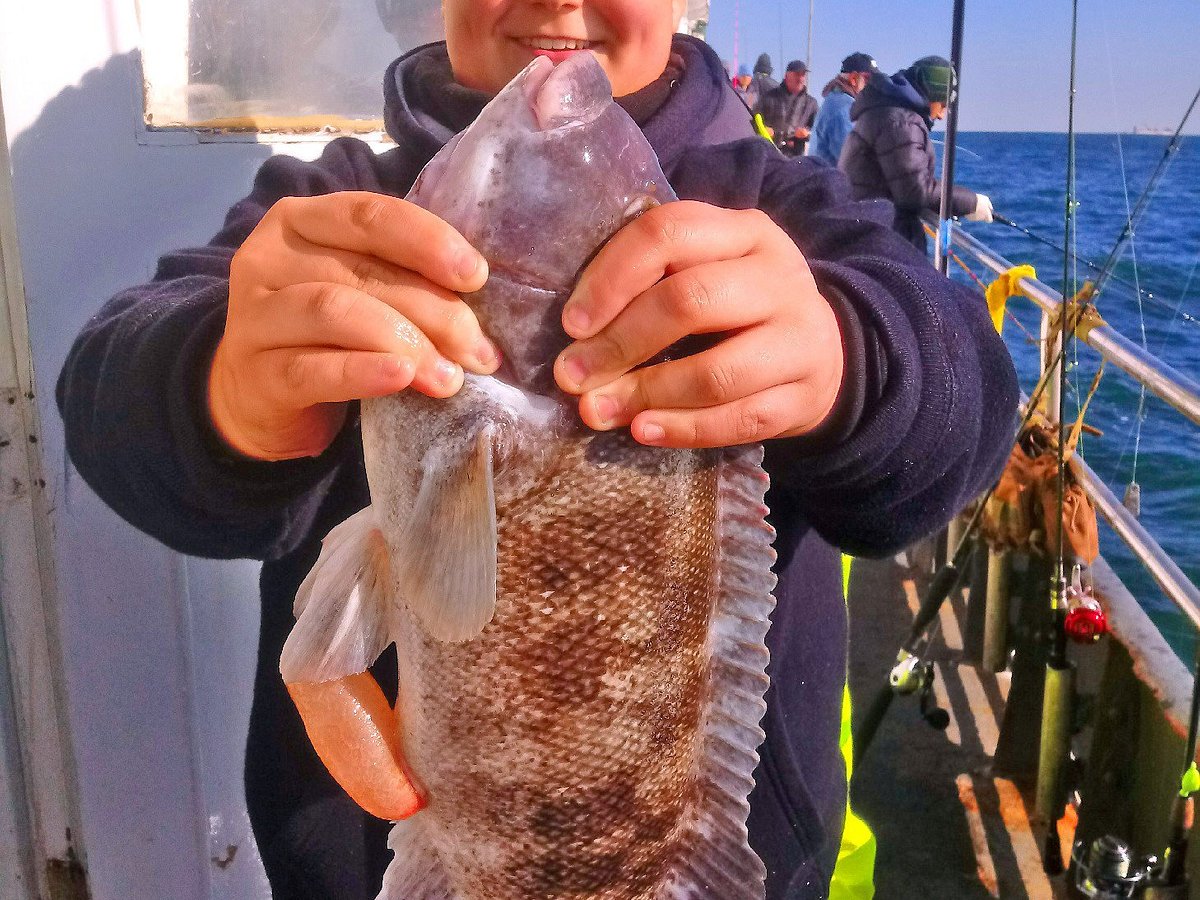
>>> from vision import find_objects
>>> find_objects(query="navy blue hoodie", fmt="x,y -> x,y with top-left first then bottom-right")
56,36 -> 1017,900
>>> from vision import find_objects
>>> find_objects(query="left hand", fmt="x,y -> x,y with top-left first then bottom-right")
553,201 -> 844,449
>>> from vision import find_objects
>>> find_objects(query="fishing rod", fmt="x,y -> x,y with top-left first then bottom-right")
1090,85 -> 1200,299
1033,0 -> 1088,874
853,313 -> 1096,766
933,0 -> 967,276
993,213 -> 1200,324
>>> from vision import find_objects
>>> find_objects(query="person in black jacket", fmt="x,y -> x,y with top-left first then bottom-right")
55,5 -> 1017,897
757,60 -> 820,157
839,55 -> 993,251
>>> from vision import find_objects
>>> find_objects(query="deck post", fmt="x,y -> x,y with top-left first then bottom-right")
983,549 -> 1012,672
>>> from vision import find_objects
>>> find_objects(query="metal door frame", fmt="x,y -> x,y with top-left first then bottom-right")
0,69 -> 89,900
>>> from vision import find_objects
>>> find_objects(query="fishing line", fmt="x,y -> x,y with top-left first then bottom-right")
1101,19 -> 1150,486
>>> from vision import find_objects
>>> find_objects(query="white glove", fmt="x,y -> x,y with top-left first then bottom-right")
966,193 -> 994,223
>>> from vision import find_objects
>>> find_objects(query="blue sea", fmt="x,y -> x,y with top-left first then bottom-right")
948,132 -> 1200,661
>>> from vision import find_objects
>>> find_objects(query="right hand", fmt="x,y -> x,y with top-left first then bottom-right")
208,192 -> 497,461
967,192 -> 994,223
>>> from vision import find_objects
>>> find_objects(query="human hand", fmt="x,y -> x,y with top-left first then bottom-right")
209,192 -> 497,461
966,193 -> 994,223
794,127 -> 810,139
553,201 -> 844,449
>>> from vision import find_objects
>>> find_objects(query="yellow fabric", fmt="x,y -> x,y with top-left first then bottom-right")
753,112 -> 774,144
829,555 -> 877,899
983,264 -> 1037,335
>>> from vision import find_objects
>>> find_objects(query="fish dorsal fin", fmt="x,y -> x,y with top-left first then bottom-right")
396,429 -> 498,643
280,505 -> 392,684
668,444 -> 776,899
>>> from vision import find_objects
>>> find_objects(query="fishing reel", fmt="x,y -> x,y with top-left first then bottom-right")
1072,836 -> 1151,899
1072,834 -> 1190,899
888,652 -> 950,731
1064,564 -> 1108,644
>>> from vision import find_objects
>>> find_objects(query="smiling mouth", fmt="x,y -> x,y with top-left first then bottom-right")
517,36 -> 597,51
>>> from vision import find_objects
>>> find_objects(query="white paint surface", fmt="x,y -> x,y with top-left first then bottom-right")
0,1 -> 398,896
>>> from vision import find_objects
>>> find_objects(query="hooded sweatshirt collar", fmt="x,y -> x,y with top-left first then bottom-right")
382,35 -> 754,177
850,71 -> 932,127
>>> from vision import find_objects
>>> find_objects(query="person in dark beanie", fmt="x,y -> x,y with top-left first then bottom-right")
752,52 -> 779,91
809,52 -> 877,166
839,54 -> 993,251
758,59 -> 820,157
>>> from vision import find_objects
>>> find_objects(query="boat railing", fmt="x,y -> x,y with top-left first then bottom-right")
937,217 -> 1200,635
943,220 -> 1200,428
914,216 -> 1200,882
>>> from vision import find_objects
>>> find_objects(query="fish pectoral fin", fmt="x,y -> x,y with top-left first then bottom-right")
397,428 -> 498,643
280,506 -> 392,684
288,673 -> 425,821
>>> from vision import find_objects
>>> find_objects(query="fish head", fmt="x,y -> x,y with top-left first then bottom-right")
408,52 -> 675,394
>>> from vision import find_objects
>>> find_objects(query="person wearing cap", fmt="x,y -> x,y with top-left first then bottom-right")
757,59 -> 820,158
808,52 -> 878,167
839,54 -> 994,251
732,63 -> 755,103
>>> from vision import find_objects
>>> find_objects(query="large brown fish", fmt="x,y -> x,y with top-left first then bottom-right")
280,52 -> 777,900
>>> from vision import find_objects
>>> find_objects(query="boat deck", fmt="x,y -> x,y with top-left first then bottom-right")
847,551 -> 1072,899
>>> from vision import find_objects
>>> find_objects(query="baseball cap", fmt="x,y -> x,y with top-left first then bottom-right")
785,60 -> 808,74
840,52 -> 878,74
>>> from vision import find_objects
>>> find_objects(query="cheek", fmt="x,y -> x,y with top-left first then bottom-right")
600,4 -> 676,96
444,0 -> 515,92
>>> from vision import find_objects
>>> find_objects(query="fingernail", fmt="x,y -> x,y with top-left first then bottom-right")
593,394 -> 619,426
434,357 -> 461,387
474,340 -> 501,371
457,250 -> 484,282
640,422 -> 665,443
559,352 -> 589,388
563,304 -> 591,336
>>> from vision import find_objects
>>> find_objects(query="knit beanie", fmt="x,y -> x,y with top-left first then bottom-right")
905,55 -> 957,103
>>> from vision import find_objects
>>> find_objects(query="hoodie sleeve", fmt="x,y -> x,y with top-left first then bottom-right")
56,138 -> 397,560
874,108 -> 976,217
762,151 -> 1016,555
670,139 -> 1018,557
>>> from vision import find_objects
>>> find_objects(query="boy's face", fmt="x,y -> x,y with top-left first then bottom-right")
443,0 -> 687,98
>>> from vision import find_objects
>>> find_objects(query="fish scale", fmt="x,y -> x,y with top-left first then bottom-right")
280,52 -> 777,900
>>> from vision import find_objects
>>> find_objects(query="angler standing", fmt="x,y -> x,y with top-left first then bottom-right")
839,55 -> 993,250
808,52 -> 878,167
758,59 -> 820,157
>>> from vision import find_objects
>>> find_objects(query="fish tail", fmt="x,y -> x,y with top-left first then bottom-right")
669,444 -> 777,900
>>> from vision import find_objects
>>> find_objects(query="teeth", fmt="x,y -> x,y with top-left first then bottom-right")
521,37 -> 592,51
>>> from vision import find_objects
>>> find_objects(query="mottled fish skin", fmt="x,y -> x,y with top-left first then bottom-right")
358,54 -> 773,899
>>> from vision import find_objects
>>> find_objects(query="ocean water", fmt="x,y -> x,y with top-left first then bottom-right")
948,132 -> 1200,661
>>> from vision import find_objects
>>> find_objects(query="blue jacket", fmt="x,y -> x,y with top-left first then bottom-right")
808,87 -> 854,166
56,35 -> 1017,900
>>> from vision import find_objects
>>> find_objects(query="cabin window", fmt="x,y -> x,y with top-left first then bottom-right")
138,0 -> 442,139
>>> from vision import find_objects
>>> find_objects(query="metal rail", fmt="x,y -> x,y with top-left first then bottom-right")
1074,455 -> 1200,633
944,220 -> 1200,427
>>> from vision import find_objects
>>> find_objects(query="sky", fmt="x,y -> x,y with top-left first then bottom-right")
705,0 -> 1200,134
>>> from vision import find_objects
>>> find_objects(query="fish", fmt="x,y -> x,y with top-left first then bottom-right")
279,52 -> 777,900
